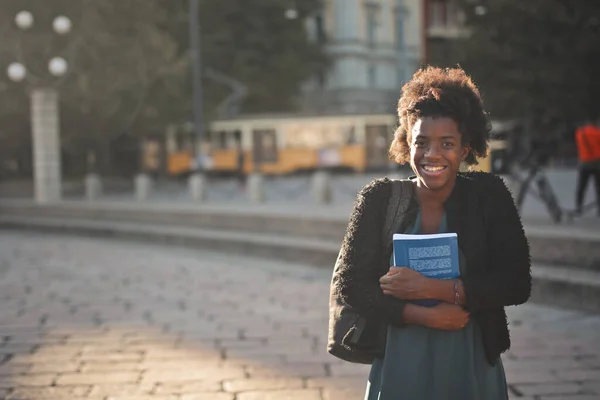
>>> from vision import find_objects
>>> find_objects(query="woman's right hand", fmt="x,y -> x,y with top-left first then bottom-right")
426,303 -> 469,330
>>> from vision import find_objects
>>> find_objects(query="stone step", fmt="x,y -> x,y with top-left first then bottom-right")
0,215 -> 340,267
1,215 -> 598,313
2,200 -> 599,272
530,264 -> 600,313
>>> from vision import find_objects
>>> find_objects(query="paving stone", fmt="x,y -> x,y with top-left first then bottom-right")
88,383 -> 155,397
329,363 -> 371,377
56,372 -> 140,386
246,363 -> 328,378
142,368 -> 245,384
505,370 -> 559,384
106,396 -> 178,400
0,373 -> 57,387
322,387 -> 365,400
7,386 -> 92,399
181,394 -> 235,400
503,358 -> 585,371
154,381 -> 222,394
0,364 -> 31,375
237,389 -> 322,400
515,383 -> 584,396
539,397 -> 600,400
557,369 -> 600,382
81,361 -> 143,372
582,380 -> 600,394
223,377 -> 304,392
28,362 -> 81,373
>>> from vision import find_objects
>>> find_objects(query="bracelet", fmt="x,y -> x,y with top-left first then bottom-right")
453,279 -> 460,305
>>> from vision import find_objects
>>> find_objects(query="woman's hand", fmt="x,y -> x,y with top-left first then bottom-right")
425,303 -> 469,330
379,267 -> 429,300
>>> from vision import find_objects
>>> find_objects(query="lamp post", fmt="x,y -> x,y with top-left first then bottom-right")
189,0 -> 205,171
7,11 -> 72,203
187,0 -> 209,201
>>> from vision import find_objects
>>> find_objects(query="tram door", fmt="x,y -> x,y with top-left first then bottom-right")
365,124 -> 391,170
252,129 -> 278,170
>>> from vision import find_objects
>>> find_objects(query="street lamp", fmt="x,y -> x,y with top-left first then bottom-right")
7,11 -> 73,203
285,8 -> 299,20
15,11 -> 34,30
7,62 -> 27,82
474,5 -> 487,16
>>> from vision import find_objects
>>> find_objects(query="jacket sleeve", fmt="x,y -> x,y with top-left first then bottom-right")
462,176 -> 532,311
332,180 -> 408,327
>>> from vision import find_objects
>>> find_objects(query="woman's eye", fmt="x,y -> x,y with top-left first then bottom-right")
414,141 -> 426,147
443,142 -> 455,148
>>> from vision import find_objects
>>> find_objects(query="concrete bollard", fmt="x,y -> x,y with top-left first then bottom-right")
248,172 -> 266,203
134,173 -> 152,201
313,170 -> 332,204
188,173 -> 207,202
85,173 -> 102,200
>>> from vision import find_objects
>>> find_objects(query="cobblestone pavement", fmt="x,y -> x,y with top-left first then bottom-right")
0,232 -> 599,400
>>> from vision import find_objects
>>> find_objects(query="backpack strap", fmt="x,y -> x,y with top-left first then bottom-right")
381,179 -> 414,254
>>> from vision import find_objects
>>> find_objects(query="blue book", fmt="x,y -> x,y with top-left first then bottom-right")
392,232 -> 460,307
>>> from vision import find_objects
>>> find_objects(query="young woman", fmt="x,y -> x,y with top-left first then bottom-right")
333,67 -> 531,399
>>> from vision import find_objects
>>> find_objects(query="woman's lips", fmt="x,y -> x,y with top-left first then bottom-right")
420,165 -> 447,177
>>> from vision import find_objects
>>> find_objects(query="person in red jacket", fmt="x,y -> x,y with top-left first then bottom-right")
575,117 -> 600,215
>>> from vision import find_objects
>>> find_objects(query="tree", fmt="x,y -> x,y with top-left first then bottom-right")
457,0 -> 600,123
0,0 -> 329,176
161,0 -> 329,115
0,0 -> 187,175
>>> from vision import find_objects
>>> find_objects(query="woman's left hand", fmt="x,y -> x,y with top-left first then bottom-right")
380,267 -> 429,300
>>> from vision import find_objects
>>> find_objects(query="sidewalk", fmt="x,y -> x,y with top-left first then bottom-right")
0,231 -> 599,400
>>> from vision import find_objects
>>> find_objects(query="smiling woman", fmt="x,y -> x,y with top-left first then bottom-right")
328,66 -> 531,400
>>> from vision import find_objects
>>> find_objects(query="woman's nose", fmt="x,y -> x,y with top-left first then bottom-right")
425,144 -> 442,157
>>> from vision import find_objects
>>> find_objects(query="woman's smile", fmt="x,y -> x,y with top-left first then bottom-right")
420,164 -> 448,176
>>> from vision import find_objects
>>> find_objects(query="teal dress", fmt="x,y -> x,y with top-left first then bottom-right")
365,212 -> 508,400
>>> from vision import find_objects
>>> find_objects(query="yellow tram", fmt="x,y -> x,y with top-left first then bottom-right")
166,113 -> 397,176
159,113 -> 504,177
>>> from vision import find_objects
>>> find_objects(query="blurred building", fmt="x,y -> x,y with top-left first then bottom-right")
300,0 -> 468,114
423,0 -> 470,66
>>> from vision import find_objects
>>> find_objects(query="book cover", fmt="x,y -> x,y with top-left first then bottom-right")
392,232 -> 460,307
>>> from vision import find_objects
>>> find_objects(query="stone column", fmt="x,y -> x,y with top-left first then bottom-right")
85,173 -> 102,200
313,170 -> 332,204
135,173 -> 152,201
248,172 -> 265,203
189,172 -> 207,202
30,87 -> 62,203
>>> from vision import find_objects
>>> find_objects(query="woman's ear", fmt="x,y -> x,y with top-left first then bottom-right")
461,145 -> 471,161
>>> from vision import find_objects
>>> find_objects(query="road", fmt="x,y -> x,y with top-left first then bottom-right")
0,232 -> 599,400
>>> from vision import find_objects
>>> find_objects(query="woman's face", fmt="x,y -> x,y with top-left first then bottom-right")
409,116 -> 470,192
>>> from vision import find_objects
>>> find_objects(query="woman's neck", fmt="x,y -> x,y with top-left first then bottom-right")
413,180 -> 455,208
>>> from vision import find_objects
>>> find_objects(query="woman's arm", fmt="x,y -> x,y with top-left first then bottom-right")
333,181 -> 409,328
459,176 -> 532,311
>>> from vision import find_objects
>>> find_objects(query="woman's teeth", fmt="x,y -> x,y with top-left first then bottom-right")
422,165 -> 446,172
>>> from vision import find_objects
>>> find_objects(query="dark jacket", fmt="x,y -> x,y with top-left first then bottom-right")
332,171 -> 532,365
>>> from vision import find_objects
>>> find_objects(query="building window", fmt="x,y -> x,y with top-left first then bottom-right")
428,0 -> 447,28
394,6 -> 408,49
368,64 -> 377,88
365,3 -> 380,46
315,13 -> 326,43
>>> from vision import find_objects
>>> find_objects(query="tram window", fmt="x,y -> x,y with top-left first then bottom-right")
219,132 -> 227,149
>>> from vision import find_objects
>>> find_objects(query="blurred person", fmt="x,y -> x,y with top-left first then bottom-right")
331,67 -> 531,399
574,117 -> 600,215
